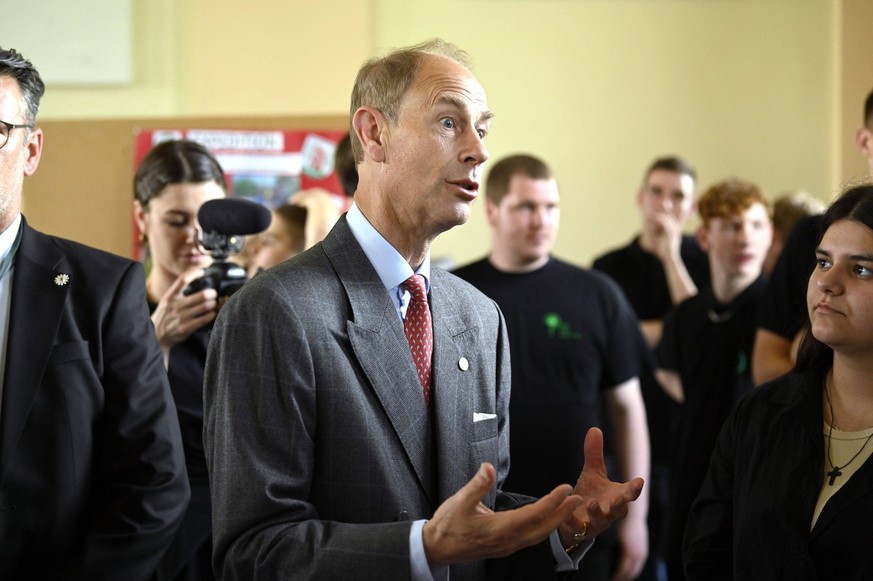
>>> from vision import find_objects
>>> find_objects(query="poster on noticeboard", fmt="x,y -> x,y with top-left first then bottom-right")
132,127 -> 348,259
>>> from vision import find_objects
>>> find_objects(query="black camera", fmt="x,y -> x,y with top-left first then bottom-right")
182,259 -> 248,297
183,198 -> 271,297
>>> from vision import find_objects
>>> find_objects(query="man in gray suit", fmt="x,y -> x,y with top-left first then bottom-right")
204,39 -> 644,580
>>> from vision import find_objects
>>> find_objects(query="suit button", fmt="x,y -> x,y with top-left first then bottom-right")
397,510 -> 410,521
458,357 -> 469,371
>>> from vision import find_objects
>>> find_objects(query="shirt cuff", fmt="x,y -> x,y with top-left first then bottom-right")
410,519 -> 449,581
549,530 -> 593,572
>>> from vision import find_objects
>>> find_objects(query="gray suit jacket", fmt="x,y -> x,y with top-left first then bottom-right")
205,217 -> 565,580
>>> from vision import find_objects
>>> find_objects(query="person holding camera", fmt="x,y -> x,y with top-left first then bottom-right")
133,138 -> 227,581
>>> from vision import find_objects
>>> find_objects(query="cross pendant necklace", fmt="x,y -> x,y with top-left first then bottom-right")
824,382 -> 873,486
826,466 -> 842,486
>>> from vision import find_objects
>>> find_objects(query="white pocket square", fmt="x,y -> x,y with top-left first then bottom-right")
473,412 -> 497,422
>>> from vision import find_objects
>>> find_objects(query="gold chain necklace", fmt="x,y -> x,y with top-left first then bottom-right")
824,384 -> 873,485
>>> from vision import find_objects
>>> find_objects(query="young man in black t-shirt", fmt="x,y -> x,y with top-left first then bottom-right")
655,178 -> 772,580
592,156 -> 707,580
454,154 -> 651,581
593,156 -> 708,348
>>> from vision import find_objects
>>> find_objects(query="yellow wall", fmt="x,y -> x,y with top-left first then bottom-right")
838,0 -> 873,187
22,0 -> 872,267
35,0 -> 373,119
374,0 -> 838,267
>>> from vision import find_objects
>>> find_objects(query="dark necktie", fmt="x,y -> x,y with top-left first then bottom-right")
403,274 -> 433,406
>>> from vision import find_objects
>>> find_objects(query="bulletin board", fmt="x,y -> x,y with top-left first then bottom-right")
132,127 -> 347,258
24,115 -> 349,259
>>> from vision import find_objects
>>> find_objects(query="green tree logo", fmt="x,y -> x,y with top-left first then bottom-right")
543,313 -> 581,340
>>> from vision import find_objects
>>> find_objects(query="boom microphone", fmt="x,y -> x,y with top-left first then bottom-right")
183,198 -> 272,297
198,198 -> 272,235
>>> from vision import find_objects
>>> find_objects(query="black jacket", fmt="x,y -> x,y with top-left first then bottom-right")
0,218 -> 189,580
684,369 -> 873,580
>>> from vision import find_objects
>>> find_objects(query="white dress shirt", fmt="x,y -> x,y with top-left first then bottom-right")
0,213 -> 23,414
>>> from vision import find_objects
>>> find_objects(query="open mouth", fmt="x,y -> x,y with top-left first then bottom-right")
450,179 -> 479,195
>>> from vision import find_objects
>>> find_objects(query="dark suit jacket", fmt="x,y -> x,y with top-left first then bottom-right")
684,369 -> 873,580
0,218 -> 190,580
204,217 -> 572,580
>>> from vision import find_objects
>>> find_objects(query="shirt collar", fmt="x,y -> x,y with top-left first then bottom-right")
0,214 -> 23,265
346,203 -> 431,292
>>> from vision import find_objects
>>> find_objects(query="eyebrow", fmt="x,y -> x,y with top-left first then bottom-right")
162,209 -> 193,218
815,246 -> 873,262
437,94 -> 494,124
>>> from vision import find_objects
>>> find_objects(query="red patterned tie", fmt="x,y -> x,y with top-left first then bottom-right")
403,274 -> 433,406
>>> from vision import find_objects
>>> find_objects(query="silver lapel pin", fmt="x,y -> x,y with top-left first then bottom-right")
54,273 -> 70,286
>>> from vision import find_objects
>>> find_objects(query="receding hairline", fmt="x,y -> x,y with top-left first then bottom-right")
348,39 -> 479,163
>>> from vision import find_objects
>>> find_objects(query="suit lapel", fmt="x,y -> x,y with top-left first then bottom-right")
429,271 -> 476,502
323,219 -> 437,504
0,222 -> 69,481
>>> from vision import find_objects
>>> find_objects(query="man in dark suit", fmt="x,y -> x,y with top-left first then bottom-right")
204,39 -> 644,580
0,47 -> 190,580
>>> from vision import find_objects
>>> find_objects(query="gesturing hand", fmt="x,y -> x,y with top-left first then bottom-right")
423,463 -> 583,567
558,428 -> 645,547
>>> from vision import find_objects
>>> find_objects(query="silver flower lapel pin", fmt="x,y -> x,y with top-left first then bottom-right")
54,273 -> 70,286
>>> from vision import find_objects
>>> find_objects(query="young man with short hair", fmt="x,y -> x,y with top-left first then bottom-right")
592,155 -> 707,579
654,178 -> 773,580
454,153 -> 651,581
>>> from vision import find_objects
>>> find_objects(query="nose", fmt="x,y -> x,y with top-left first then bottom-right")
816,266 -> 844,295
531,205 -> 551,229
660,198 -> 673,213
461,125 -> 489,166
187,222 -> 203,244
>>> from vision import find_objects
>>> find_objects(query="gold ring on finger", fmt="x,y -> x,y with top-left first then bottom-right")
573,522 -> 589,542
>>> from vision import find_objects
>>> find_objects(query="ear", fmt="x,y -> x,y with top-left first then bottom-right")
22,128 -> 43,177
696,225 -> 711,252
485,198 -> 499,227
769,234 -> 783,258
352,106 -> 387,163
856,126 -> 872,158
635,186 -> 645,208
133,199 -> 148,235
